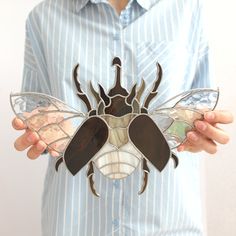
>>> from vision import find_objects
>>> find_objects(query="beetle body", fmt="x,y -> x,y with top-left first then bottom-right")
62,57 -> 174,196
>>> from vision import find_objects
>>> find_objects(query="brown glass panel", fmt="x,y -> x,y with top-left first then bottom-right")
64,117 -> 109,175
73,64 -> 92,111
98,84 -> 110,106
108,57 -> 129,97
55,157 -> 63,171
144,92 -> 158,109
126,84 -> 137,104
129,114 -> 170,172
105,96 -> 132,117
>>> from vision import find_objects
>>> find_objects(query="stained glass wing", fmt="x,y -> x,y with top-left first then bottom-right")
150,113 -> 174,132
151,108 -> 202,149
10,92 -> 86,154
154,88 -> 219,111
150,88 -> 219,149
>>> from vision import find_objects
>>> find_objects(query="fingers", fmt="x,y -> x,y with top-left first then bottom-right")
178,131 -> 217,154
27,141 -> 47,160
14,130 -> 39,151
195,120 -> 230,144
12,117 -> 26,130
12,117 -> 51,159
177,109 -> 233,154
204,110 -> 234,124
14,130 -> 47,159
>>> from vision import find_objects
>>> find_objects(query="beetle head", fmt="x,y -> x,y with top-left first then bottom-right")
97,57 -> 140,117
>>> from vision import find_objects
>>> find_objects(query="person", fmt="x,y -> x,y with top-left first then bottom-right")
12,0 -> 233,235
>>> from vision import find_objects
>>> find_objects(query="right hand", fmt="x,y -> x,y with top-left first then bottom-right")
12,117 -> 48,159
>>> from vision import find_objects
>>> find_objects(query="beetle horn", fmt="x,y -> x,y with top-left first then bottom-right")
108,57 -> 128,97
143,63 -> 162,109
136,79 -> 146,102
126,84 -> 137,104
98,84 -> 110,106
90,81 -> 100,104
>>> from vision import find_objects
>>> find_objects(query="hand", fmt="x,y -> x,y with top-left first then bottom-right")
12,117 -> 47,159
177,110 -> 234,154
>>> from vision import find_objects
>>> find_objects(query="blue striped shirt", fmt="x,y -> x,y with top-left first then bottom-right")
22,0 -> 213,235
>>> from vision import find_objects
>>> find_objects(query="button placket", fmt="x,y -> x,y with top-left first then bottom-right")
112,218 -> 119,227
113,179 -> 120,189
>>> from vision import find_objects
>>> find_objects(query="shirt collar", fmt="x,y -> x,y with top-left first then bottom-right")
136,0 -> 160,10
74,0 -> 89,13
74,0 -> 159,13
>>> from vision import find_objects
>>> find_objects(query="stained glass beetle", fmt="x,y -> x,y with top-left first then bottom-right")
10,57 -> 219,197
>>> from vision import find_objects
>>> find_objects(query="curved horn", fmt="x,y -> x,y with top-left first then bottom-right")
98,84 -> 110,106
108,57 -> 128,97
136,79 -> 146,102
126,84 -> 137,104
90,81 -> 100,104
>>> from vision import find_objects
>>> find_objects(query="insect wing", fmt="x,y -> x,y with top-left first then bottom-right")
150,89 -> 219,149
155,88 -> 219,111
162,118 -> 194,149
64,116 -> 109,176
150,112 -> 174,132
10,92 -> 86,154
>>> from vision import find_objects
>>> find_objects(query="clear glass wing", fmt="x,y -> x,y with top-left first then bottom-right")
151,108 -> 202,149
150,89 -> 219,149
10,92 -> 86,154
163,120 -> 193,149
150,113 -> 174,132
154,88 -> 219,111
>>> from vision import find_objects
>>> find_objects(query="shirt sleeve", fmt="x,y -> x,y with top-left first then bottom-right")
21,14 -> 51,94
191,0 -> 216,89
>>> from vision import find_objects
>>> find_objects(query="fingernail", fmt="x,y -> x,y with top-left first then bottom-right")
16,119 -> 23,126
205,112 -> 215,121
188,132 -> 198,141
195,121 -> 207,131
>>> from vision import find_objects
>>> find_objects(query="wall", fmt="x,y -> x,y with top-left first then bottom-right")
203,0 -> 236,235
0,0 -> 235,235
0,1 -> 47,236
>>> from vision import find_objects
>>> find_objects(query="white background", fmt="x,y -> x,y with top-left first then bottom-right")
0,1 -> 235,235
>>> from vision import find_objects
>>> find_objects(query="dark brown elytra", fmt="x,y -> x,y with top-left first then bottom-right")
57,57 -> 178,197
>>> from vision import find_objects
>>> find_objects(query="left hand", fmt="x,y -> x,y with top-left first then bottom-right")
177,110 -> 234,154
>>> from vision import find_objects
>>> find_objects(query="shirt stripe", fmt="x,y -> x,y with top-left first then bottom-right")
21,0 -> 213,235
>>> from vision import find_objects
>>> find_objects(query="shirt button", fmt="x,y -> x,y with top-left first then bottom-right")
122,14 -> 128,20
113,33 -> 120,41
112,219 -> 119,227
113,180 -> 120,188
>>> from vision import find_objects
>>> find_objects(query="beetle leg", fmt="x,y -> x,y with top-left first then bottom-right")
171,152 -> 179,168
55,156 -> 63,171
87,162 -> 100,197
73,64 -> 92,112
138,158 -> 150,195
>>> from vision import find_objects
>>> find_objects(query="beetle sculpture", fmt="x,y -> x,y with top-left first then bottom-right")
10,57 -> 219,197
